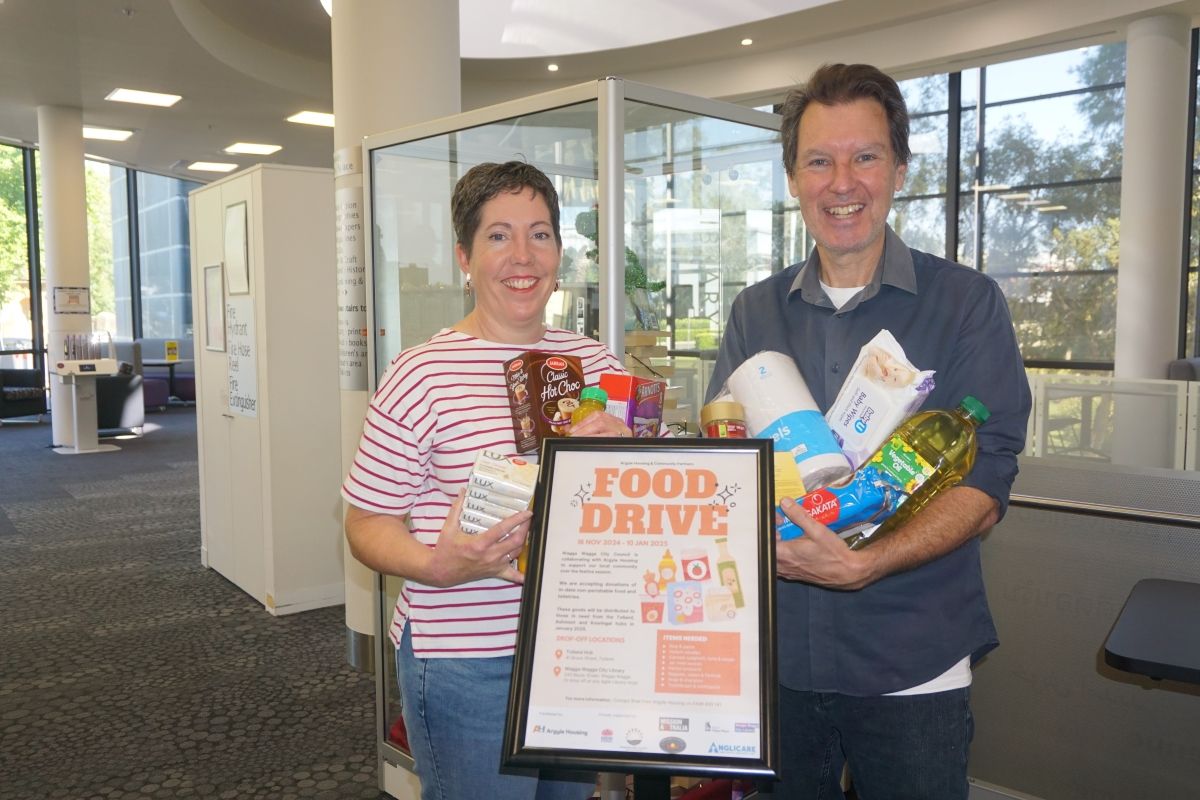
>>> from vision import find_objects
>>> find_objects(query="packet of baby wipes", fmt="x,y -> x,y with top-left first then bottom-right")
825,330 -> 935,471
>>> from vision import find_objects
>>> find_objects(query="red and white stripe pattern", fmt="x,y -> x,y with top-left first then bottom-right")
342,328 -> 625,658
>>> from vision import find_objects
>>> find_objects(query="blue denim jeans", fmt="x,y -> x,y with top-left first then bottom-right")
761,685 -> 973,799
395,627 -> 596,800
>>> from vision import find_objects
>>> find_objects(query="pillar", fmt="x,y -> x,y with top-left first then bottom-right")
1113,14 -> 1191,378
37,106 -> 91,448
331,0 -> 460,669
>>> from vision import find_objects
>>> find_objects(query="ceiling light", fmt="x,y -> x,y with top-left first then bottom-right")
972,183 -> 1011,192
224,142 -> 282,155
1020,199 -> 1050,207
83,126 -> 133,142
320,0 -> 332,15
1035,205 -> 1068,212
998,192 -> 1032,201
287,110 -> 335,127
187,162 -> 238,173
105,88 -> 181,107
741,38 -> 753,46
547,64 -> 559,72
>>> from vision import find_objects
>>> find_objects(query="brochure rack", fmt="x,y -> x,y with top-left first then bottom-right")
51,332 -> 120,454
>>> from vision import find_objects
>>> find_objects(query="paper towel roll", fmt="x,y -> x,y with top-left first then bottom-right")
727,351 -> 851,491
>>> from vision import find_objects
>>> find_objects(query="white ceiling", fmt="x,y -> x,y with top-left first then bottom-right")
456,0 -> 838,58
0,0 -> 1195,182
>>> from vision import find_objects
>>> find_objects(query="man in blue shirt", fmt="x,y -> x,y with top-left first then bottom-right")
707,64 -> 1032,798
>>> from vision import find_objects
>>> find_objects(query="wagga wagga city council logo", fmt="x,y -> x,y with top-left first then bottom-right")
659,736 -> 687,754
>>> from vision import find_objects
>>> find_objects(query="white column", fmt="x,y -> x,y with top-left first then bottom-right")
37,106 -> 91,447
1113,14 -> 1190,378
332,0 -> 461,661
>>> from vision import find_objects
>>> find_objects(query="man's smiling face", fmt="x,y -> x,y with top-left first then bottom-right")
787,97 -> 907,279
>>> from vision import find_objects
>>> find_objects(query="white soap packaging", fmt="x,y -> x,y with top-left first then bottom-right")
825,330 -> 936,471
458,450 -> 539,534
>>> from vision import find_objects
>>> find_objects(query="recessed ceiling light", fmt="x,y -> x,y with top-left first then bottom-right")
187,162 -> 238,173
105,88 -> 181,107
741,38 -> 753,46
1035,205 -> 1068,212
83,126 -> 133,142
224,142 -> 282,155
1020,199 -> 1050,207
287,110 -> 335,127
972,183 -> 1011,192
547,64 -> 559,72
998,192 -> 1032,201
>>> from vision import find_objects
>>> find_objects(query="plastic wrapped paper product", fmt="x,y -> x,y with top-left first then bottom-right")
825,330 -> 935,470
726,351 -> 852,492
777,468 -> 899,541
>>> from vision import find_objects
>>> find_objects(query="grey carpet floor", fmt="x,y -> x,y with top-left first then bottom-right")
0,409 -> 384,800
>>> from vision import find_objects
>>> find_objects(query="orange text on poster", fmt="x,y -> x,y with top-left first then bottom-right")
654,630 -> 740,695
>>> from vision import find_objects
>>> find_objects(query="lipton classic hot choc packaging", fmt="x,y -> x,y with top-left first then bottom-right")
503,352 -> 584,453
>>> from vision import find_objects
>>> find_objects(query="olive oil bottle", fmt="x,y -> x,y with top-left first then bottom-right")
845,396 -> 989,549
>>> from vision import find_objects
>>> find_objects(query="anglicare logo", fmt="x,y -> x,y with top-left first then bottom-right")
658,717 -> 689,732
625,728 -> 643,745
708,742 -> 757,755
532,725 -> 543,733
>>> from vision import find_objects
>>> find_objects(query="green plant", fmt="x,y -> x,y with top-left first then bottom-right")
574,208 -> 665,292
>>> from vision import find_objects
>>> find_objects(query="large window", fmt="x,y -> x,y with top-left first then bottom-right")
137,172 -> 199,338
960,44 -> 1125,369
85,160 -> 125,339
0,144 -> 34,369
1188,28 -> 1200,358
888,45 -> 1128,370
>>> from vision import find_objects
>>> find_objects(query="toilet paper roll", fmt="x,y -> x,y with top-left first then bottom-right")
726,351 -> 852,491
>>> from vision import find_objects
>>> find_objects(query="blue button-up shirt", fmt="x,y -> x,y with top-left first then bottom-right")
708,226 -> 1032,695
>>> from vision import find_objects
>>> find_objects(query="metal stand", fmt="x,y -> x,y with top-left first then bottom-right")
633,773 -> 672,799
53,371 -> 120,455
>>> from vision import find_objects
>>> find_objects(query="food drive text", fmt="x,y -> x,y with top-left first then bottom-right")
579,467 -> 728,536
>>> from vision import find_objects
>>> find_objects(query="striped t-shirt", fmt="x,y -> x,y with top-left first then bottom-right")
341,327 -> 625,658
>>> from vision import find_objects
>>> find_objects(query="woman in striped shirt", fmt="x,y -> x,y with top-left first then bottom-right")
343,161 -> 630,800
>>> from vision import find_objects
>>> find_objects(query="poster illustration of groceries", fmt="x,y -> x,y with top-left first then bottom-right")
525,447 -> 764,760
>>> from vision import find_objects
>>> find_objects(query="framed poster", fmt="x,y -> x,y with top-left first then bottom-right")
203,265 -> 225,351
53,286 -> 90,314
504,437 -> 778,780
224,202 -> 250,295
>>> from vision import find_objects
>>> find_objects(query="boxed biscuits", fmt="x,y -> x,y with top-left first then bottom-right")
503,352 -> 584,453
599,372 -> 665,437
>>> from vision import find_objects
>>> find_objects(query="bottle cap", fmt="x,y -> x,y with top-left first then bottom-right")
700,400 -> 745,428
580,386 -> 607,404
959,395 -> 990,424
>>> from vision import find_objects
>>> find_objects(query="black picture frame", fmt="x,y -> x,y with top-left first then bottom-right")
503,437 -> 777,780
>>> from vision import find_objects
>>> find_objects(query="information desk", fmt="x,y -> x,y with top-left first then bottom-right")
52,358 -> 121,455
1104,578 -> 1200,684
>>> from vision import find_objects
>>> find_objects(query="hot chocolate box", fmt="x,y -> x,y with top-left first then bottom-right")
503,352 -> 584,453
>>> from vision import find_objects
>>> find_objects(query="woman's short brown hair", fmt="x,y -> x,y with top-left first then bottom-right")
451,161 -> 562,257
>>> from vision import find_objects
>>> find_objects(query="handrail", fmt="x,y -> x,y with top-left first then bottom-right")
1009,494 -> 1200,529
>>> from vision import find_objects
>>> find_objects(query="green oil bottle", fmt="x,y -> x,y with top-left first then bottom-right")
845,395 -> 990,550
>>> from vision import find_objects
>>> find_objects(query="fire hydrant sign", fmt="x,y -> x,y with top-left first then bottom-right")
504,438 -> 777,780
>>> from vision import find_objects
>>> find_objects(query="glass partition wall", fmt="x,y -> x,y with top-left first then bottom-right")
363,78 -> 784,787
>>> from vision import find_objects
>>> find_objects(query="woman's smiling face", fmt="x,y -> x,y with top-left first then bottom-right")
456,187 -> 561,340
